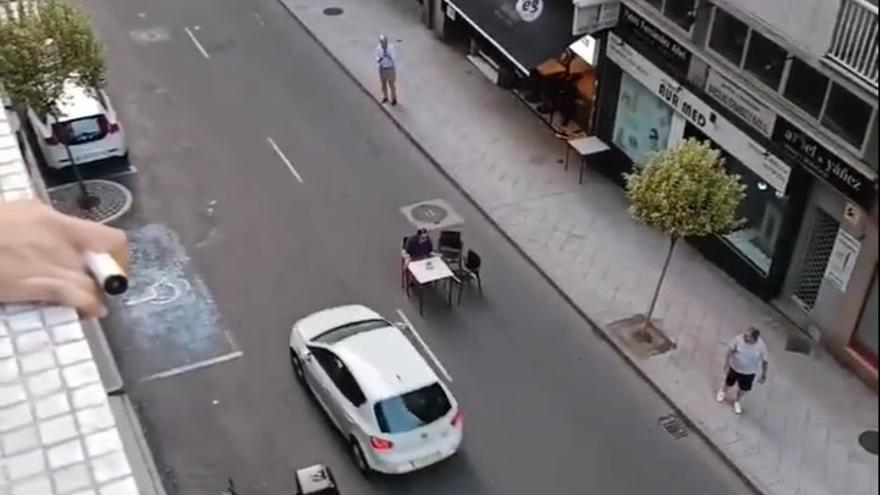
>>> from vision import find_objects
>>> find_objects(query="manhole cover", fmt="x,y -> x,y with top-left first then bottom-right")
48,179 -> 133,224
859,430 -> 878,455
658,414 -> 688,439
784,334 -> 813,355
323,7 -> 344,16
400,199 -> 464,231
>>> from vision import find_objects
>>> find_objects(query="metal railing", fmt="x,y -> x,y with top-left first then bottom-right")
827,0 -> 879,88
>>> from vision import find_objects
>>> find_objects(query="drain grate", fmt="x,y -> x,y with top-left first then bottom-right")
323,7 -> 344,16
400,199 -> 464,231
859,430 -> 878,455
784,334 -> 813,355
48,179 -> 133,224
658,414 -> 688,439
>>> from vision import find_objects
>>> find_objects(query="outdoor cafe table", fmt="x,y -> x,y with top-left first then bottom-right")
405,256 -> 455,315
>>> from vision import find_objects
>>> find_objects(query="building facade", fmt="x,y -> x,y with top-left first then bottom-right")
591,0 -> 878,385
420,0 -> 878,385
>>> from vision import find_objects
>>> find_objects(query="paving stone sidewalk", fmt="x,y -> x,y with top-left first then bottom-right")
277,1 -> 878,494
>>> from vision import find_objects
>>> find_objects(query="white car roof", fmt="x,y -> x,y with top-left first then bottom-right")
53,82 -> 105,122
295,304 -> 383,341
334,325 -> 438,402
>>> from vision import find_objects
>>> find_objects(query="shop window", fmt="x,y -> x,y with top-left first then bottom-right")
743,31 -> 787,90
664,0 -> 697,30
685,124 -> 785,275
821,83 -> 873,149
612,72 -> 674,167
709,8 -> 748,66
783,59 -> 829,118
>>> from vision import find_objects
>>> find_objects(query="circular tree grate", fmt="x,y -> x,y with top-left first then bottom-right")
48,179 -> 133,224
858,430 -> 878,455
323,7 -> 344,16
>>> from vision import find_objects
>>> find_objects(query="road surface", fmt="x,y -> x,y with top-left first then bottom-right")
73,0 -> 752,493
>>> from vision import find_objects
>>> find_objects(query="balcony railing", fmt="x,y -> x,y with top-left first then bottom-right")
827,0 -> 878,88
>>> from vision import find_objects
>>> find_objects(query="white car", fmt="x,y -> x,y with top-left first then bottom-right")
28,81 -> 127,169
289,305 -> 463,475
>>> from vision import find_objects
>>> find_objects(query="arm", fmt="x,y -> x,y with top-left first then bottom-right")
759,346 -> 769,383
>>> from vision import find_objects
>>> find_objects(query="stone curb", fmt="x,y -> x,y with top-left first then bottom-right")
272,1 -> 763,493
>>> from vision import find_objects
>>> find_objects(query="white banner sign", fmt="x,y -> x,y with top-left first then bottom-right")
705,69 -> 776,137
824,228 -> 861,292
606,33 -> 791,193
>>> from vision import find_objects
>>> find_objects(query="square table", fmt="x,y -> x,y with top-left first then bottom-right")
565,136 -> 610,184
405,256 -> 456,315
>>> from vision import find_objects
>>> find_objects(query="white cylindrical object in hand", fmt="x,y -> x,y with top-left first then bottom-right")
84,251 -> 128,295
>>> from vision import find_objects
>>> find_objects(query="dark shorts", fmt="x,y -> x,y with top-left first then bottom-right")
725,368 -> 756,391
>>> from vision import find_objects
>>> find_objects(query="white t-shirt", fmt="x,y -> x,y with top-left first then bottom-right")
728,335 -> 768,375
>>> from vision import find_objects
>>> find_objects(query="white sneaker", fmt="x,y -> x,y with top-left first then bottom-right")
733,401 -> 743,414
716,389 -> 726,402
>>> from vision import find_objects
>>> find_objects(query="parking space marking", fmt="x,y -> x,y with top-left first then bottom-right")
396,309 -> 453,383
184,26 -> 210,59
139,350 -> 243,383
267,137 -> 304,183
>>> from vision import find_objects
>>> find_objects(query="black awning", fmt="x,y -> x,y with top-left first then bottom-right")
447,0 -> 576,73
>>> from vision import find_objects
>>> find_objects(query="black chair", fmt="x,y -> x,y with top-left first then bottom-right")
454,249 -> 482,304
437,230 -> 463,267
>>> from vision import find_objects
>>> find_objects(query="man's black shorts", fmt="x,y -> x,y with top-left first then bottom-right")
725,368 -> 756,391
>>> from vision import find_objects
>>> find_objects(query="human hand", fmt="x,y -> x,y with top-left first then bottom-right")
0,199 -> 128,318
759,374 -> 767,384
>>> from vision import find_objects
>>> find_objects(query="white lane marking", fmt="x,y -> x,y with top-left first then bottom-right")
184,26 -> 210,59
396,309 -> 453,383
139,351 -> 243,383
266,137 -> 304,183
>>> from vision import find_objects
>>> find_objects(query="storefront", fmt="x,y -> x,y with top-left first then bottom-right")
595,29 -> 809,298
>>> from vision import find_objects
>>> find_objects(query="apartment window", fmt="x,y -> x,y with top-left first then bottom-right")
709,8 -> 748,65
821,83 -> 872,148
743,31 -> 787,90
783,59 -> 829,118
664,0 -> 697,30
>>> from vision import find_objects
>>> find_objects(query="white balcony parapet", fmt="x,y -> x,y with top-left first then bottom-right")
827,0 -> 879,88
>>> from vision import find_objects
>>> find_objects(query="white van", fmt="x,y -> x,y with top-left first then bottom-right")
28,81 -> 127,170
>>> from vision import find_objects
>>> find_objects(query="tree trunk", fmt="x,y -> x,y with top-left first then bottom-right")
63,142 -> 97,210
640,236 -> 678,339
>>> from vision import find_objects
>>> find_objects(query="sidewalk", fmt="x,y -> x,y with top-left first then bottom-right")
276,1 -> 878,494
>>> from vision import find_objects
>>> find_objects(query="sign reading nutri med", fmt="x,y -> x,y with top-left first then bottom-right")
772,117 -> 876,208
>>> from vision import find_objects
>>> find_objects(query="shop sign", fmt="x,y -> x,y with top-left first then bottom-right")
607,33 -> 791,192
824,228 -> 861,292
772,117 -> 876,208
572,0 -> 620,35
516,0 -> 544,22
617,5 -> 690,74
705,69 -> 776,138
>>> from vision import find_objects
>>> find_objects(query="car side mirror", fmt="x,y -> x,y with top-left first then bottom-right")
303,351 -> 313,362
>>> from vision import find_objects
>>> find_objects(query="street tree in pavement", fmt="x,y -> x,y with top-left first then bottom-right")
625,138 -> 745,339
0,0 -> 106,208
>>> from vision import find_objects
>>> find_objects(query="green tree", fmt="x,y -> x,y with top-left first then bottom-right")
626,138 -> 745,338
0,0 -> 106,208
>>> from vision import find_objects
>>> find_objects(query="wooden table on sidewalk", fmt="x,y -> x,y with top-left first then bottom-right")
565,136 -> 610,184
405,256 -> 456,315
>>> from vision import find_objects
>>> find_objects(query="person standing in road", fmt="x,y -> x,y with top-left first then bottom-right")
716,327 -> 769,414
376,34 -> 398,105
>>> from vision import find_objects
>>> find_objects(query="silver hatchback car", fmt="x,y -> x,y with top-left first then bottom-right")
289,305 -> 463,475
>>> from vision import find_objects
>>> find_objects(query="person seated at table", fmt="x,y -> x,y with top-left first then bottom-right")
405,228 -> 434,260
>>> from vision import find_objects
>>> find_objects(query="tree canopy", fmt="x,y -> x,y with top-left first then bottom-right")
625,138 -> 746,239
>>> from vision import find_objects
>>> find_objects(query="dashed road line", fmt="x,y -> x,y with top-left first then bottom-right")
267,137 -> 304,183
139,351 -> 243,383
184,26 -> 210,59
396,309 -> 453,383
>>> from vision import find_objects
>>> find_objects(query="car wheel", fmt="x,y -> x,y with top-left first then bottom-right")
349,437 -> 372,476
289,349 -> 305,383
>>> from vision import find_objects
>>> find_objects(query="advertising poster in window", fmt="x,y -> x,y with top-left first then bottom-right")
612,72 -> 673,166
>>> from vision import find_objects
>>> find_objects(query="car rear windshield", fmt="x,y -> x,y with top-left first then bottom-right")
52,116 -> 108,145
374,383 -> 451,434
312,319 -> 388,345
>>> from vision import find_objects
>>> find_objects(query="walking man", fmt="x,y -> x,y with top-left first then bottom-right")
375,34 -> 397,105
716,327 -> 769,414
